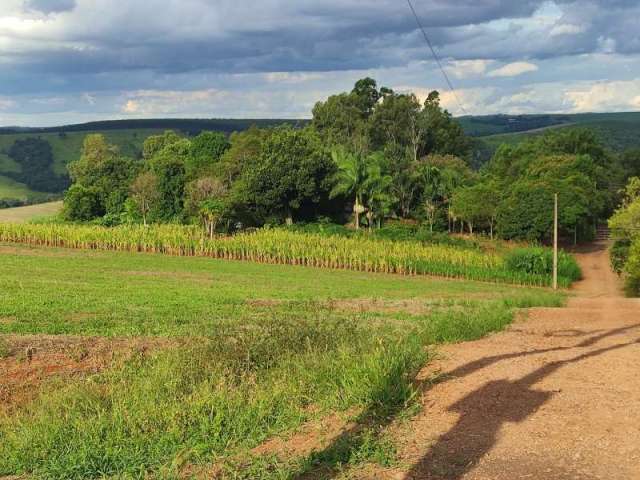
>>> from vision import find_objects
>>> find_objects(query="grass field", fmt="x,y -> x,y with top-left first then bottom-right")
0,175 -> 35,200
0,201 -> 62,223
0,243 -> 565,479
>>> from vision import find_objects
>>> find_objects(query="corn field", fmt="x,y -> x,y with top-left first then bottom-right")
0,223 -> 566,286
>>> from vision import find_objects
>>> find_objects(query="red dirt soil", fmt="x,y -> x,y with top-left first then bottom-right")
365,242 -> 640,479
0,335 -> 172,411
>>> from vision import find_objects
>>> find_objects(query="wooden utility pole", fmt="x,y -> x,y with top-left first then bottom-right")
553,193 -> 558,290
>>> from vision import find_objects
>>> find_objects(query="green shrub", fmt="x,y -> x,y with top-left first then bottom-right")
505,247 -> 582,284
610,239 -> 631,275
624,239 -> 640,297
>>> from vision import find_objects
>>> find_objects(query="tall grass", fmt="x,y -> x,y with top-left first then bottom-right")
0,297 -> 565,479
0,223 -> 573,286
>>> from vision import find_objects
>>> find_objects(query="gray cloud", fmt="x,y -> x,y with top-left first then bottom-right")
23,0 -> 76,14
0,0 -> 639,125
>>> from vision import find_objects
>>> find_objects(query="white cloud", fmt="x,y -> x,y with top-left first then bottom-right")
445,59 -> 492,79
564,80 -> 640,112
488,61 -> 539,77
550,23 -> 586,37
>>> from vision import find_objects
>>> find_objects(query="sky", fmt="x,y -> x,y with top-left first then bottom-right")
0,0 -> 639,126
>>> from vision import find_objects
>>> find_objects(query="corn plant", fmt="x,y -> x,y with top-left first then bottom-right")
0,223 -> 572,286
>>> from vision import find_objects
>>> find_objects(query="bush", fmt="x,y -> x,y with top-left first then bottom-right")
610,239 -> 631,275
62,185 -> 104,221
505,247 -> 582,284
624,239 -> 640,297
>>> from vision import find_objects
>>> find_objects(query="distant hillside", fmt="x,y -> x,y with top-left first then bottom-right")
0,118 -> 300,201
465,112 -> 640,165
2,113 -> 639,202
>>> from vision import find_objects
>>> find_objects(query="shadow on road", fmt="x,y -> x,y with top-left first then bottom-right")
290,324 -> 640,480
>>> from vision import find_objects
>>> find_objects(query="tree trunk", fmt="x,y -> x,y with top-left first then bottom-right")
489,220 -> 494,240
285,208 -> 293,226
354,204 -> 360,230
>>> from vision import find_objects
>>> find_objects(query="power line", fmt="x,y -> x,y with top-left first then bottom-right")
405,0 -> 468,115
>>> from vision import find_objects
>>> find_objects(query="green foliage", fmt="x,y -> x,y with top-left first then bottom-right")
65,134 -> 139,220
624,239 -> 640,296
62,185 -> 103,221
610,239 -> 631,275
186,131 -> 230,178
496,180 -> 554,241
451,181 -> 499,236
608,177 -> 640,296
487,131 -> 612,242
238,126 -> 335,224
505,247 -> 582,283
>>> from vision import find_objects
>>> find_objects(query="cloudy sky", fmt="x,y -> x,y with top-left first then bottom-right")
0,0 -> 639,126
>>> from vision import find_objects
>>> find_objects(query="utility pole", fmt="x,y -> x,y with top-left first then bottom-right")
553,193 -> 558,290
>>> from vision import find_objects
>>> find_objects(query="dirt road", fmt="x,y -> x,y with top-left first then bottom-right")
379,242 -> 640,480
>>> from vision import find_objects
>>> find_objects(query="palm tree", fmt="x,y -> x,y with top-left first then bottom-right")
330,147 -> 368,229
363,152 -> 394,229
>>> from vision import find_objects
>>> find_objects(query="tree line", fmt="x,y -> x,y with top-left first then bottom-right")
62,78 -> 635,243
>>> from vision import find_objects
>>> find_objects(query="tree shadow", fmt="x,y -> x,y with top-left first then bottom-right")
403,339 -> 640,479
289,324 -> 640,480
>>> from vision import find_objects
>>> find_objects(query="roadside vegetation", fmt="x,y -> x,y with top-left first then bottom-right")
609,177 -> 640,296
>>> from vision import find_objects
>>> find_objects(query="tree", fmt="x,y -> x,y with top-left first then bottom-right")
200,198 -> 228,238
142,131 -> 182,160
219,127 -> 270,184
144,134 -> 190,221
419,164 -> 445,233
330,147 -> 369,229
185,177 -> 229,236
186,131 -> 230,179
620,149 -> 640,180
240,126 -> 335,225
422,91 -> 471,159
451,181 -> 500,237
362,152 -> 394,229
62,185 -> 103,221
66,134 -> 138,220
370,93 -> 422,154
130,172 -> 160,226
496,180 -> 554,241
351,77 -> 381,116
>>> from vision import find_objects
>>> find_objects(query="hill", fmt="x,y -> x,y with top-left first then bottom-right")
0,119 -> 300,201
464,112 -> 640,164
1,113 -> 639,201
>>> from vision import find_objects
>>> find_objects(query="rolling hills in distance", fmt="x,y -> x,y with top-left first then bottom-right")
1,112 -> 639,201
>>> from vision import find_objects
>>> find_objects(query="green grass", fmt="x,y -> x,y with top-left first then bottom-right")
0,201 -> 62,224
0,175 -> 35,199
0,244 -> 565,479
0,129 -> 161,177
